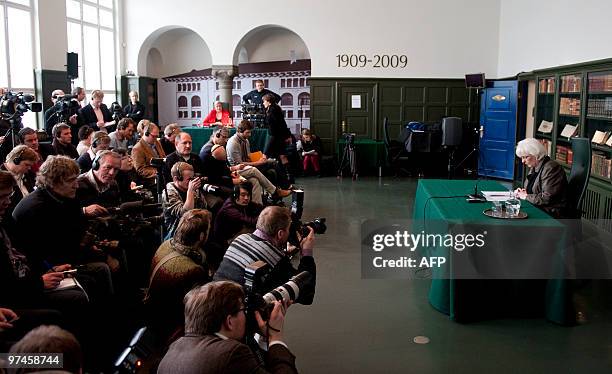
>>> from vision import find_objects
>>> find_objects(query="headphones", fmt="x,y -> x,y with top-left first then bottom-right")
12,148 -> 25,165
143,123 -> 153,137
91,150 -> 112,171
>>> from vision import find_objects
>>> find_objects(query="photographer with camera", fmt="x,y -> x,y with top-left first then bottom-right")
158,280 -> 297,374
51,123 -> 79,159
77,131 -> 111,173
214,206 -> 316,305
78,90 -> 114,132
44,89 -> 79,137
162,162 -> 210,238
124,90 -> 146,124
132,122 -> 166,188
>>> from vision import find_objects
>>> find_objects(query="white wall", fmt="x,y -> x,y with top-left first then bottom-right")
497,0 -> 612,77
34,0 -> 68,70
240,28 -> 310,63
144,29 -> 212,78
122,0 -> 501,79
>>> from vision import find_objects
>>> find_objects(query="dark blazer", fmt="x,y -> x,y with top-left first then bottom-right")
77,152 -> 93,173
265,105 -> 290,139
78,103 -> 113,131
123,102 -> 145,123
243,88 -> 281,105
157,334 -> 297,374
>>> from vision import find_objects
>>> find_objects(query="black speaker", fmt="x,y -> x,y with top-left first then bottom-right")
67,52 -> 78,79
441,117 -> 463,146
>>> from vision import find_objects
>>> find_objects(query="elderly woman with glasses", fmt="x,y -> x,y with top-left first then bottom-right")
514,138 -> 568,217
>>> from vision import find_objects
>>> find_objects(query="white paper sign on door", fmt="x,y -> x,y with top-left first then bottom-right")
351,95 -> 361,109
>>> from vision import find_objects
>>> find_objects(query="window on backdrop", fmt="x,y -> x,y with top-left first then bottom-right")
1,0 -> 37,128
66,0 -> 117,108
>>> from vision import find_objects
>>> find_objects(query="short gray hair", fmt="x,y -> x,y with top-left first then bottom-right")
516,138 -> 547,160
256,206 -> 291,236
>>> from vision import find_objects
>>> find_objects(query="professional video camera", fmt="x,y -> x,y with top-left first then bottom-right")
241,103 -> 266,128
52,94 -> 80,123
0,91 -> 42,128
342,132 -> 356,145
111,101 -> 124,121
244,261 -> 314,320
288,189 -> 327,247
113,327 -> 160,374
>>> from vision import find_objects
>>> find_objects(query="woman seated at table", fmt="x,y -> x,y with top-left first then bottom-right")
514,138 -> 568,217
202,101 -> 233,127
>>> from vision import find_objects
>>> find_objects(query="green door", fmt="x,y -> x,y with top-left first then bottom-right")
338,83 -> 376,139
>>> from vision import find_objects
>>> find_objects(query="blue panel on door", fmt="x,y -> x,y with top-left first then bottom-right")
479,81 -> 518,180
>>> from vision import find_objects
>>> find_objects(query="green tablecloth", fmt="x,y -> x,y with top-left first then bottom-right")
336,138 -> 385,173
182,127 -> 270,154
413,179 -> 574,325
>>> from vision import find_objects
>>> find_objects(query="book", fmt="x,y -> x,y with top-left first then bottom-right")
560,124 -> 579,138
592,130 -> 608,144
538,120 -> 553,133
607,134 -> 612,147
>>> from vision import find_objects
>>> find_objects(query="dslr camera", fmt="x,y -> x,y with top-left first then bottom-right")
288,189 -> 326,246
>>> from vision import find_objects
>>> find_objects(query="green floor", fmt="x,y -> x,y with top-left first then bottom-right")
283,176 -> 612,374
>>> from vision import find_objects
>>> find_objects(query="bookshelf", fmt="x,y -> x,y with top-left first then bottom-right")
530,60 -> 612,224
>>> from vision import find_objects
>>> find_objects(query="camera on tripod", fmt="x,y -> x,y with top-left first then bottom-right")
111,101 -> 124,121
288,190 -> 327,247
0,91 -> 42,126
343,132 -> 356,145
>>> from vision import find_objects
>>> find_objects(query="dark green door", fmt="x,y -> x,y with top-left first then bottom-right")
338,83 -> 376,139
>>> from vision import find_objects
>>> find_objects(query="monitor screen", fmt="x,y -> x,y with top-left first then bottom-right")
465,73 -> 485,89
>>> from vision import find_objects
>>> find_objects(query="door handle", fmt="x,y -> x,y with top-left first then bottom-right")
479,125 -> 484,138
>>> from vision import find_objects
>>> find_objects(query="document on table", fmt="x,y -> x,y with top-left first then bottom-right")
481,191 -> 513,201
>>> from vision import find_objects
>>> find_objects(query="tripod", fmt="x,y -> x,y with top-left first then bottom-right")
453,125 -> 483,178
337,137 -> 357,180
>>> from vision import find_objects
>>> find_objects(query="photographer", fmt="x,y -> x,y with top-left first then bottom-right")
108,117 -> 135,151
212,182 -> 263,251
78,90 -> 113,132
145,209 -> 212,343
214,206 -> 316,305
19,127 -> 55,173
76,150 -> 122,208
132,122 -> 166,188
123,90 -> 146,124
162,162 -> 209,238
51,123 -> 79,159
44,89 -> 79,137
158,281 -> 297,374
77,131 -> 111,173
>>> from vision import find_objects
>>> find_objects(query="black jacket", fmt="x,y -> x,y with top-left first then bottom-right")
123,102 -> 145,124
242,88 -> 281,105
52,138 -> 79,159
265,104 -> 291,138
163,152 -> 204,185
79,103 -> 113,131
160,137 -> 176,156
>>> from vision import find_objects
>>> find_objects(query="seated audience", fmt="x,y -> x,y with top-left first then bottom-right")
77,131 -> 111,173
164,132 -> 204,183
13,156 -> 114,302
18,127 -> 55,173
108,117 -> 135,151
514,138 -> 568,218
145,209 -> 212,342
132,122 -> 166,188
76,125 -> 95,156
163,162 -> 209,238
123,90 -> 146,124
115,149 -> 140,199
202,100 -> 233,127
297,128 -> 322,176
77,150 -> 122,208
160,123 -> 181,156
78,89 -> 114,132
1,145 -> 37,230
157,281 -> 297,374
51,123 -> 79,159
201,127 -> 290,205
214,206 -> 316,306
10,325 -> 83,374
212,182 -> 263,250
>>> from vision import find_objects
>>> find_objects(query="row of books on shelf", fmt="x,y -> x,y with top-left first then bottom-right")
556,145 -> 573,165
538,78 -> 555,93
587,98 -> 612,118
561,75 -> 582,93
588,74 -> 612,92
592,152 -> 611,179
591,130 -> 612,146
559,97 -> 581,116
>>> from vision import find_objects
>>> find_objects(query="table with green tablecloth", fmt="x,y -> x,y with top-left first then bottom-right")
336,138 -> 385,174
182,127 -> 270,154
412,179 -> 574,325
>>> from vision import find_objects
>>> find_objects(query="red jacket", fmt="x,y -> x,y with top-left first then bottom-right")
202,109 -> 232,126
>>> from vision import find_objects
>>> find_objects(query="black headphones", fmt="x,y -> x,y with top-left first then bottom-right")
12,148 -> 25,165
91,150 -> 112,171
144,123 -> 153,137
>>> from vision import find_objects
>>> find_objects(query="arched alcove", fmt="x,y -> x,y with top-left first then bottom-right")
232,25 -> 310,65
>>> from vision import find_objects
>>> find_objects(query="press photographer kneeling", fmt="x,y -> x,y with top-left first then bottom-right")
158,280 -> 298,374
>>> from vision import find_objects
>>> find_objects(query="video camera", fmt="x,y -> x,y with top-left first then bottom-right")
53,94 -> 79,123
244,261 -> 314,321
0,91 -> 42,127
111,101 -> 124,121
342,132 -> 356,145
288,190 -> 327,247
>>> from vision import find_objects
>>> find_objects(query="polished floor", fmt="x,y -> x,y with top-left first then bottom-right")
284,176 -> 612,374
